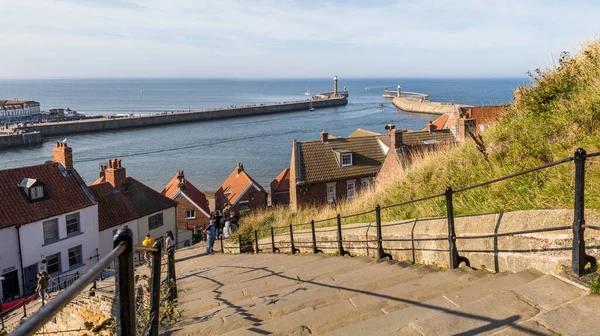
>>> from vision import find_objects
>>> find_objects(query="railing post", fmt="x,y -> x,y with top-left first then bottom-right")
149,241 -> 162,336
114,227 -> 135,336
337,214 -> 350,257
220,235 -> 224,253
167,248 -> 178,301
271,227 -> 280,253
239,234 -> 243,254
445,186 -> 469,269
311,220 -> 323,254
289,224 -> 300,254
254,230 -> 261,253
375,205 -> 392,260
572,148 -> 596,276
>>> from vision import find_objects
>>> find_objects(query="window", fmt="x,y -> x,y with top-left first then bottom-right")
327,183 -> 336,203
148,213 -> 164,231
43,219 -> 59,244
68,246 -> 83,268
30,186 -> 44,200
239,201 -> 249,211
347,181 -> 356,200
46,253 -> 61,275
185,210 -> 196,219
341,153 -> 353,167
361,179 -> 370,190
66,213 -> 80,236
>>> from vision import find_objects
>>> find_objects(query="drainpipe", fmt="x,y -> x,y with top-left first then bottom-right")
16,225 -> 27,316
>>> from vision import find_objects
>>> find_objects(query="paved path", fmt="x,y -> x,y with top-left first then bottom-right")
165,246 -> 598,335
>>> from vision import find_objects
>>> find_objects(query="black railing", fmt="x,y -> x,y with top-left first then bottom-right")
249,148 -> 599,277
10,227 -> 178,336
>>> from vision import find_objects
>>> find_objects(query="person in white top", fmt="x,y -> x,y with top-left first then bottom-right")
165,231 -> 176,252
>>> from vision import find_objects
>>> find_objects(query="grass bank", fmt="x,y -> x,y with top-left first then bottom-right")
239,40 -> 600,237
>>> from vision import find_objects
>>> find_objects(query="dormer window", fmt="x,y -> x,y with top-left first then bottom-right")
341,153 -> 353,167
19,178 -> 45,201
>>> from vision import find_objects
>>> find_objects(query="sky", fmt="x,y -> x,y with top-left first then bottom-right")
1,0 -> 599,79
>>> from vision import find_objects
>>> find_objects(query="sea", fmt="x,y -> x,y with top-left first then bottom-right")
0,78 -> 526,191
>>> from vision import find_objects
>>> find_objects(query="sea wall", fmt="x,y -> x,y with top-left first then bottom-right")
19,97 -> 347,137
0,132 -> 42,149
225,209 -> 600,274
392,96 -> 463,115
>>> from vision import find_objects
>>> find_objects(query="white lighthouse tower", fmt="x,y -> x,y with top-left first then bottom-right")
333,75 -> 338,97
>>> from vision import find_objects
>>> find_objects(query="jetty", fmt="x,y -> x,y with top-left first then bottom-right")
384,85 -> 469,115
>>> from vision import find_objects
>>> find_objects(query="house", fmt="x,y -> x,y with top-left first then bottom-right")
0,142 -> 99,302
270,168 -> 290,206
161,171 -> 211,242
377,124 -> 455,182
289,132 -> 386,210
90,158 -> 179,261
215,162 -> 268,215
423,106 -> 506,141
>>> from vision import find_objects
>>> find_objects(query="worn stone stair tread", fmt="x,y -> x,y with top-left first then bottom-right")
509,274 -> 585,311
492,320 -> 556,336
408,291 -> 540,336
533,294 -> 600,336
323,269 -> 544,336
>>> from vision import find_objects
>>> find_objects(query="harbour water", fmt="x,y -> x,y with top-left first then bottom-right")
0,78 -> 525,190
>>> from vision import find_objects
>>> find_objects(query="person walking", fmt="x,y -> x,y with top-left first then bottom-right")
142,234 -> 155,265
223,221 -> 231,239
204,220 -> 217,254
165,231 -> 176,253
35,272 -> 49,302
229,211 -> 239,232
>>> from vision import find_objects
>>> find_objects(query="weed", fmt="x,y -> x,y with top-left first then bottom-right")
590,277 -> 600,294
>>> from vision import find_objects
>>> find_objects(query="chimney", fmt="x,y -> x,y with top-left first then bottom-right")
52,142 -> 73,169
99,164 -> 107,179
457,118 -> 476,142
236,162 -> 244,175
177,170 -> 186,190
385,123 -> 402,149
320,131 -> 328,143
105,158 -> 126,190
428,121 -> 436,133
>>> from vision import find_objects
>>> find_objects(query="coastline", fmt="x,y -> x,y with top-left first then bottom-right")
392,96 -> 469,115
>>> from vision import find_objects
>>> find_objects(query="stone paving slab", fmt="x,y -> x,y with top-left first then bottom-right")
511,275 -> 585,311
534,295 -> 600,336
493,320 -> 556,336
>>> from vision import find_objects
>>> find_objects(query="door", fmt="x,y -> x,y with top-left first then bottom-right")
23,264 -> 38,296
1,270 -> 20,300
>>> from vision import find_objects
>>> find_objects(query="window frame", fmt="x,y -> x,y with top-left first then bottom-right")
43,219 -> 59,244
68,245 -> 83,269
66,212 -> 80,236
239,201 -> 250,211
341,153 -> 353,167
346,180 -> 356,200
148,213 -> 164,231
185,210 -> 196,219
46,253 -> 61,276
361,178 -> 370,190
30,185 -> 44,200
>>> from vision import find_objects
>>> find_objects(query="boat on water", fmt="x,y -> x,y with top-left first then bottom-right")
309,102 -> 315,111
378,103 -> 384,108
304,86 -> 311,96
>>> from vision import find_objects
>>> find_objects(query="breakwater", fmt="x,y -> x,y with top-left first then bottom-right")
392,96 -> 468,115
0,132 -> 43,149
18,97 -> 347,138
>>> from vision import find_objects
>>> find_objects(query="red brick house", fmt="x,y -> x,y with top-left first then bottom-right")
423,106 -> 506,142
289,132 -> 386,210
215,163 -> 268,215
270,168 -> 290,206
161,170 -> 211,231
377,124 -> 455,183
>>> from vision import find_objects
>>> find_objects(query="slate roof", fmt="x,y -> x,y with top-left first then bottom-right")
90,177 -> 177,231
401,129 -> 456,146
161,173 -> 211,217
296,136 -> 386,184
271,168 -> 290,193
0,163 -> 95,229
215,165 -> 267,208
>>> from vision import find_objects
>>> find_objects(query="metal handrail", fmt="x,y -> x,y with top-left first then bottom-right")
12,243 -> 127,336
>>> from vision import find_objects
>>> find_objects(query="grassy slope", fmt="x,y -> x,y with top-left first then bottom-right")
240,40 -> 600,237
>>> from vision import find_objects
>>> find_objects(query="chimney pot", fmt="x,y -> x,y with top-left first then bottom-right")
320,131 -> 328,142
105,158 -> 126,190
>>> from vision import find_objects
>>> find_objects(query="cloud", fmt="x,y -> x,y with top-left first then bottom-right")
0,0 -> 599,78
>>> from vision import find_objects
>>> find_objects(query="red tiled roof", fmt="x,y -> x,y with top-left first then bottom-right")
0,163 -> 95,229
215,165 -> 266,208
271,168 -> 290,193
89,177 -> 177,231
459,106 -> 506,125
161,173 -> 210,217
421,114 -> 450,131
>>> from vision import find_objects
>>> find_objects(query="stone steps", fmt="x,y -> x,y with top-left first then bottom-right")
166,246 -> 598,336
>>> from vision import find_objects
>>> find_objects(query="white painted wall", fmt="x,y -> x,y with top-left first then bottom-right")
98,219 -> 139,262
137,207 -> 178,248
0,227 -> 22,301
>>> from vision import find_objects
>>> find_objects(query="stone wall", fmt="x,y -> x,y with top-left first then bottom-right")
0,132 -> 42,149
392,96 -> 463,115
20,97 -> 348,137
234,209 -> 600,274
43,286 -> 116,335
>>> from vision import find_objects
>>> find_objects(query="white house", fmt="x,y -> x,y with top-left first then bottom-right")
90,158 -> 178,263
0,142 -> 99,302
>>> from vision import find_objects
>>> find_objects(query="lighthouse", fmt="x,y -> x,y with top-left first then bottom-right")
333,76 -> 338,97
